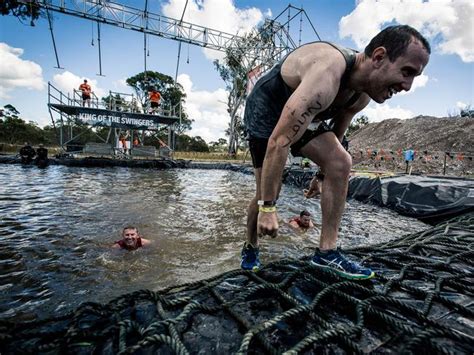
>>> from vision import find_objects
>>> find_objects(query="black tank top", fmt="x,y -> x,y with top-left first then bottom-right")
244,41 -> 361,139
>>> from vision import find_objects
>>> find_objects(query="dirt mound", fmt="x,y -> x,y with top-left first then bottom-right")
348,116 -> 474,176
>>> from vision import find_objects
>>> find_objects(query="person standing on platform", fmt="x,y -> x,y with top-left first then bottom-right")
119,131 -> 130,155
79,79 -> 92,107
133,137 -> 140,147
148,88 -> 161,114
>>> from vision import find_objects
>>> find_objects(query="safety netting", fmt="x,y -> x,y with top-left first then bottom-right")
1,213 -> 472,354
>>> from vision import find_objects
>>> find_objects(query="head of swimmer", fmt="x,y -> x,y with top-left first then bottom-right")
299,210 -> 312,228
122,226 -> 140,248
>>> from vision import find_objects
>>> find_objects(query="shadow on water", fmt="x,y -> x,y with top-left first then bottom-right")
0,165 -> 427,321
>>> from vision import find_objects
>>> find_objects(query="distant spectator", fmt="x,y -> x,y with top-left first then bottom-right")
289,210 -> 314,231
130,97 -> 140,113
35,144 -> 49,167
148,88 -> 161,114
133,137 -> 140,147
79,79 -> 92,107
119,131 -> 129,155
19,142 -> 36,164
404,149 -> 415,174
113,226 -> 151,251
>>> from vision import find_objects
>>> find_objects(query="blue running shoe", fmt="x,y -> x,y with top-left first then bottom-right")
311,248 -> 375,280
241,243 -> 261,272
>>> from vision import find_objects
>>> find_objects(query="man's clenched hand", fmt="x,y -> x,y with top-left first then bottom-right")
257,211 -> 279,238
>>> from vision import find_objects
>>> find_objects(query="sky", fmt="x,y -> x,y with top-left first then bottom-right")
1,0 -> 473,143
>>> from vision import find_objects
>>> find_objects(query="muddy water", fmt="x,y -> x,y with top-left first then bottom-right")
0,165 -> 427,321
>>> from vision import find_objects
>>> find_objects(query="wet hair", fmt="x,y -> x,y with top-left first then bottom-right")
122,225 -> 138,235
300,210 -> 311,217
364,25 -> 431,62
84,79 -> 88,82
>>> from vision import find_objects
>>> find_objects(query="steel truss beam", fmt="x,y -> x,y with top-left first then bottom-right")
21,0 -> 291,68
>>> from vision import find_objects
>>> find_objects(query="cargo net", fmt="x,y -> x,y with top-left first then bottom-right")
1,214 -> 473,354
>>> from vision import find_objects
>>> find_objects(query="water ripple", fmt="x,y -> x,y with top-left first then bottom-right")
0,165 -> 427,321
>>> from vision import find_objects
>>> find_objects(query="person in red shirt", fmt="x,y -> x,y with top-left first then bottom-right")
148,88 -> 161,114
289,210 -> 314,231
113,226 -> 151,251
78,79 -> 92,107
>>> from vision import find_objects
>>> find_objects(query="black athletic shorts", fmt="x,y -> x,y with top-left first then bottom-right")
82,94 -> 91,100
248,121 -> 333,169
151,102 -> 160,108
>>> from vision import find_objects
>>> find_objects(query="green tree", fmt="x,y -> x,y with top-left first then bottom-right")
1,0 -> 41,24
175,134 -> 209,152
0,104 -> 45,144
213,22 -> 276,155
346,115 -> 369,137
125,71 -> 192,134
102,93 -> 128,112
208,138 -> 228,152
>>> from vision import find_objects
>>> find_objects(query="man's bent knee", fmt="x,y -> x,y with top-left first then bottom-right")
325,151 -> 352,179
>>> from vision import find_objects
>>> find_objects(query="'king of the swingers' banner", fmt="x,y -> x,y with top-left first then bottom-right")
49,105 -> 178,130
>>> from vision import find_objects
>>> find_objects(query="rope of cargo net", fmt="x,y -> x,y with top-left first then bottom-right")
0,214 -> 472,354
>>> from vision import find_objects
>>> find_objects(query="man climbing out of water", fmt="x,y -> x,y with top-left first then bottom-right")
113,226 -> 151,250
240,25 -> 430,279
289,210 -> 315,231
19,142 -> 36,164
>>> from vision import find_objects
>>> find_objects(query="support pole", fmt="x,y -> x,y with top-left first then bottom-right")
45,7 -> 63,69
97,22 -> 104,76
144,0 -> 148,74
443,152 -> 447,175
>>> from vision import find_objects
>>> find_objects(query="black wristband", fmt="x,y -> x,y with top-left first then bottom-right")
257,200 -> 277,206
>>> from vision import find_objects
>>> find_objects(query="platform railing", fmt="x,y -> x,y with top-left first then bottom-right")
48,82 -> 181,119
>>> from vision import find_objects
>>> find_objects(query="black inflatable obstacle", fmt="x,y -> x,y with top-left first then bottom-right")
348,175 -> 474,224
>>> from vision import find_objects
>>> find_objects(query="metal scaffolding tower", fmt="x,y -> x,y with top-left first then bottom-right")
19,0 -> 320,154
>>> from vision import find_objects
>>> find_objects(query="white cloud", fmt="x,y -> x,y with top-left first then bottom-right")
0,42 -> 45,99
113,79 -> 129,90
456,101 -> 468,109
177,73 -> 229,142
52,71 -> 106,99
360,103 -> 414,123
399,73 -> 429,96
162,0 -> 265,61
339,0 -> 474,62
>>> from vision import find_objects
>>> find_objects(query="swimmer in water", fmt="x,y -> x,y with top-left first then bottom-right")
113,226 -> 151,250
289,210 -> 315,232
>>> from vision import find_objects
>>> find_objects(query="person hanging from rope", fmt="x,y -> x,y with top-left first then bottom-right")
240,25 -> 430,279
289,210 -> 315,232
148,87 -> 161,114
113,226 -> 151,251
79,79 -> 92,107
